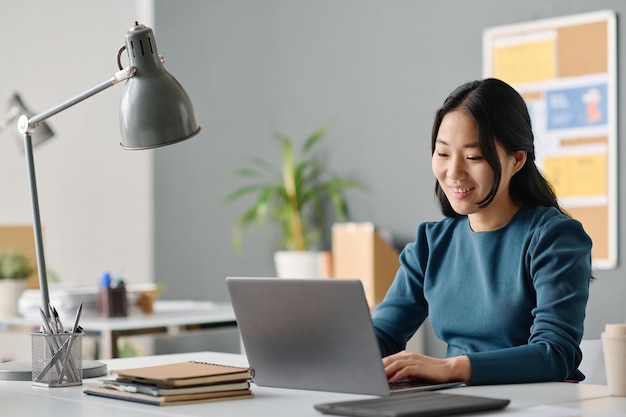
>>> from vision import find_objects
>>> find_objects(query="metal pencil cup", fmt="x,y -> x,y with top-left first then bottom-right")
31,332 -> 83,387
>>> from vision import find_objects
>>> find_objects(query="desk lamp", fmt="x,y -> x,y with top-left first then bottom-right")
0,22 -> 200,381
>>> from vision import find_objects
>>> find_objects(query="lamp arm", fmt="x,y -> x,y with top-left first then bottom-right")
22,131 -> 49,314
18,66 -> 135,318
22,67 -> 136,131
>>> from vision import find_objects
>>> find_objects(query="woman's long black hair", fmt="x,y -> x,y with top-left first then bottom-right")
431,78 -> 565,218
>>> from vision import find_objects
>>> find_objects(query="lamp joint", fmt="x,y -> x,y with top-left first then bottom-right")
17,115 -> 34,135
112,67 -> 136,85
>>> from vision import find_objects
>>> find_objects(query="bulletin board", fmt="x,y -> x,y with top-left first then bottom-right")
483,10 -> 618,269
0,225 -> 39,288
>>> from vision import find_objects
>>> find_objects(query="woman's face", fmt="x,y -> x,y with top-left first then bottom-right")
431,110 -> 525,231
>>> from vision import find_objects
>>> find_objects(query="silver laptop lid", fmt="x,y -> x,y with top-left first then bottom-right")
226,277 -> 391,396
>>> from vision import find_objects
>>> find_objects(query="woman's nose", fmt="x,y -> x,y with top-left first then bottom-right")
447,157 -> 466,180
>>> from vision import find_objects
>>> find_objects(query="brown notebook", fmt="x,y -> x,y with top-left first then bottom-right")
84,384 -> 253,406
112,361 -> 252,387
89,379 -> 250,396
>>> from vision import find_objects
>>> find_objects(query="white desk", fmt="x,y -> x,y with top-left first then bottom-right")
0,301 -> 237,359
0,350 -> 623,417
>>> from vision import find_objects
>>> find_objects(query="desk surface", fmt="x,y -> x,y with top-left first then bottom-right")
0,351 -> 623,417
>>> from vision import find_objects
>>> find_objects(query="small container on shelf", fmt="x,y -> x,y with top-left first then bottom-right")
97,271 -> 127,318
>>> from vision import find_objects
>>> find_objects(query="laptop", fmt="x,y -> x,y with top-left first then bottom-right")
226,277 -> 462,397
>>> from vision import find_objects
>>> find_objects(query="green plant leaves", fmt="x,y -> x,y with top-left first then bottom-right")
225,125 -> 366,253
0,248 -> 33,280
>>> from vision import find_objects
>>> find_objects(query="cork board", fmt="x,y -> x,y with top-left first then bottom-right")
0,225 -> 39,288
483,10 -> 618,269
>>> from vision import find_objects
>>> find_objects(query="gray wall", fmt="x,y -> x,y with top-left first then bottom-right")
0,1 -> 153,292
152,0 -> 626,355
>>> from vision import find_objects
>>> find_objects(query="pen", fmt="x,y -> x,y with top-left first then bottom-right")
100,271 -> 112,288
52,307 -> 65,333
72,302 -> 83,334
39,307 -> 53,334
47,304 -> 58,333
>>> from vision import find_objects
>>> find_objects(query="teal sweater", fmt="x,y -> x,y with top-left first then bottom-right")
372,205 -> 592,385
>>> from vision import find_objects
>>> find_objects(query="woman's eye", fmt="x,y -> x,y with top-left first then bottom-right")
467,155 -> 484,161
436,152 -> 448,157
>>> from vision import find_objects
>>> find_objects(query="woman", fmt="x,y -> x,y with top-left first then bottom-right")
372,78 -> 592,385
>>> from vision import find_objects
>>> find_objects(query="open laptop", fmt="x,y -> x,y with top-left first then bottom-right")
226,277 -> 462,397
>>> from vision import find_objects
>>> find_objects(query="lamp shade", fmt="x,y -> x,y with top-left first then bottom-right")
119,23 -> 200,149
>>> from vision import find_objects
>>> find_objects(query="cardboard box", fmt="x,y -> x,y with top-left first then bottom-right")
331,223 -> 399,307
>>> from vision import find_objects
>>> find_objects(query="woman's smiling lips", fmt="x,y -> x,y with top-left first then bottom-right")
449,185 -> 475,198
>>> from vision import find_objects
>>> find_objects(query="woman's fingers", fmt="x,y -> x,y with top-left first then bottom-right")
382,351 -> 470,383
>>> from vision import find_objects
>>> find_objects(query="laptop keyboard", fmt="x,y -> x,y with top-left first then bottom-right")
389,380 -> 433,390
389,379 -> 464,394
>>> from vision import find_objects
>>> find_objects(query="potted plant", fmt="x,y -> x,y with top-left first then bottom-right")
0,248 -> 34,317
225,124 -> 365,277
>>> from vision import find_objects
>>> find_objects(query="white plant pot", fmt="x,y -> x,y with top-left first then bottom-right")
273,251 -> 332,278
0,280 -> 27,317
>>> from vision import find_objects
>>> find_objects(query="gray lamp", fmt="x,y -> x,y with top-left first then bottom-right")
0,22 -> 200,381
118,24 -> 200,149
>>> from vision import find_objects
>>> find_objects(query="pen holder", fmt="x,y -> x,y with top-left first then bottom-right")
98,285 -> 128,317
31,331 -> 83,387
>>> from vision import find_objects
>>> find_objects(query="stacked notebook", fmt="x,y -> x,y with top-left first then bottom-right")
84,361 -> 253,406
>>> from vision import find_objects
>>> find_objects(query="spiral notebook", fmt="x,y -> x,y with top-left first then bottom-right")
111,361 -> 252,387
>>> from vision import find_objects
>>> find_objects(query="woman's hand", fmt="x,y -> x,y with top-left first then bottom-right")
382,350 -> 471,384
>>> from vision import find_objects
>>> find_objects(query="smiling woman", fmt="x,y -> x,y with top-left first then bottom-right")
372,78 -> 593,386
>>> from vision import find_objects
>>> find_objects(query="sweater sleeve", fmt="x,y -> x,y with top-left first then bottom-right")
372,224 -> 430,357
467,215 -> 592,385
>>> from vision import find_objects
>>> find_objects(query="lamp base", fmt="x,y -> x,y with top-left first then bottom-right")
0,360 -> 107,381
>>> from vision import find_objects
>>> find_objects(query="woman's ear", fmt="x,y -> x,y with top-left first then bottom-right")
512,151 -> 527,174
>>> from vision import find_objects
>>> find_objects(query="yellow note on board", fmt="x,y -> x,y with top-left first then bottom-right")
543,153 -> 606,198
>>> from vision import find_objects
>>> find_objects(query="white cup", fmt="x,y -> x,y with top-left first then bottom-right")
605,324 -> 626,337
602,324 -> 626,396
